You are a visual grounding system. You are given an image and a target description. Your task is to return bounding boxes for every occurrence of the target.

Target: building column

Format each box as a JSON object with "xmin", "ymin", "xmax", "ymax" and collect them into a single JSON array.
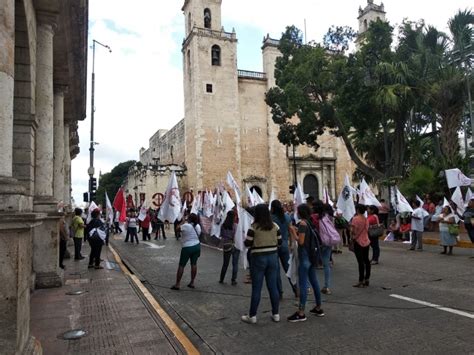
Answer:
[
  {"xmin": 0, "ymin": 0, "xmax": 27, "ymax": 211},
  {"xmin": 53, "ymin": 87, "xmax": 66, "ymax": 203},
  {"xmin": 32, "ymin": 13, "xmax": 63, "ymax": 289},
  {"xmin": 0, "ymin": 2, "xmax": 40, "ymax": 353},
  {"xmin": 63, "ymin": 123, "xmax": 71, "ymax": 209},
  {"xmin": 0, "ymin": 0, "xmax": 14, "ymax": 179},
  {"xmin": 34, "ymin": 16, "xmax": 55, "ymax": 201}
]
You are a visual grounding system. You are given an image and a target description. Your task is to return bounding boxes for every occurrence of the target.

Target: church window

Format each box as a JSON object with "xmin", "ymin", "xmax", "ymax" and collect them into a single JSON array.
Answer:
[
  {"xmin": 211, "ymin": 45, "xmax": 221, "ymax": 66},
  {"xmin": 188, "ymin": 13, "xmax": 192, "ymax": 33},
  {"xmin": 364, "ymin": 19, "xmax": 368, "ymax": 31},
  {"xmin": 187, "ymin": 50, "xmax": 191, "ymax": 80},
  {"xmin": 204, "ymin": 8, "xmax": 211, "ymax": 29},
  {"xmin": 206, "ymin": 84, "xmax": 213, "ymax": 93}
]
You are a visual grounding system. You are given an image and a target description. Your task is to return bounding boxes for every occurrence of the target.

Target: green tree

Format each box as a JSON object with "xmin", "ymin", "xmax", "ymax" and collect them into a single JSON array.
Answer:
[{"xmin": 96, "ymin": 160, "xmax": 135, "ymax": 206}]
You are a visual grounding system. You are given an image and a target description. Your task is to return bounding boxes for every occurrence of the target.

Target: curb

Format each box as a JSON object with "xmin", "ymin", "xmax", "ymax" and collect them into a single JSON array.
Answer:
[{"xmin": 108, "ymin": 245, "xmax": 200, "ymax": 355}]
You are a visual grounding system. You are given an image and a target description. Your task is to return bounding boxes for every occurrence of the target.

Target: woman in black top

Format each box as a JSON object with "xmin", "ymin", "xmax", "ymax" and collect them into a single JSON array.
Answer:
[{"xmin": 85, "ymin": 209, "xmax": 106, "ymax": 269}]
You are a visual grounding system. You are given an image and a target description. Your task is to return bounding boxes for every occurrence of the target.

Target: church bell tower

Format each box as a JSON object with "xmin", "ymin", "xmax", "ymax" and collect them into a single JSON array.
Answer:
[{"xmin": 181, "ymin": 0, "xmax": 240, "ymax": 190}]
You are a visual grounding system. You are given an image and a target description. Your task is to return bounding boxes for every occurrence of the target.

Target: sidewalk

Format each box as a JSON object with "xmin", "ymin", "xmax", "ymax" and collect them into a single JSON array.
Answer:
[
  {"xmin": 30, "ymin": 241, "xmax": 185, "ymax": 355},
  {"xmin": 392, "ymin": 231, "xmax": 473, "ymax": 248}
]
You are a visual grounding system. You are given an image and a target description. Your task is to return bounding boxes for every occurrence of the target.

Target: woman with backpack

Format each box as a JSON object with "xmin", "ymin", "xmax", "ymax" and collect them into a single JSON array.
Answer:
[
  {"xmin": 287, "ymin": 204, "xmax": 325, "ymax": 322},
  {"xmin": 241, "ymin": 204, "xmax": 281, "ymax": 324},
  {"xmin": 219, "ymin": 210, "xmax": 239, "ymax": 285},
  {"xmin": 312, "ymin": 201, "xmax": 337, "ymax": 295},
  {"xmin": 85, "ymin": 208, "xmax": 106, "ymax": 269},
  {"xmin": 350, "ymin": 204, "xmax": 371, "ymax": 287},
  {"xmin": 171, "ymin": 213, "xmax": 201, "ymax": 290}
]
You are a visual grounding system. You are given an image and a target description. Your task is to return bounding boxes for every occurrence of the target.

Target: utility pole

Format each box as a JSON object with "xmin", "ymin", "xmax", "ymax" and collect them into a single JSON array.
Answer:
[{"xmin": 88, "ymin": 40, "xmax": 111, "ymax": 202}]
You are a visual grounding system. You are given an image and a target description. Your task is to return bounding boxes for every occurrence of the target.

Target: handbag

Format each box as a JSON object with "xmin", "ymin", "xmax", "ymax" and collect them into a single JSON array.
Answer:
[
  {"xmin": 368, "ymin": 224, "xmax": 384, "ymax": 238},
  {"xmin": 222, "ymin": 242, "xmax": 234, "ymax": 252},
  {"xmin": 448, "ymin": 223, "xmax": 459, "ymax": 235}
]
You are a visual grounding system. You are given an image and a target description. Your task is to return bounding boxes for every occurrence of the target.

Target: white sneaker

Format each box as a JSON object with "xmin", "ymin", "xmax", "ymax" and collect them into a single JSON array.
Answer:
[
  {"xmin": 271, "ymin": 314, "xmax": 280, "ymax": 322},
  {"xmin": 241, "ymin": 315, "xmax": 257, "ymax": 324}
]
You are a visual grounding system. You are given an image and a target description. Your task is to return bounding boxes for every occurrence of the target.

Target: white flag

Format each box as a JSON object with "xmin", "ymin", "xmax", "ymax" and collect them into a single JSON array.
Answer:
[
  {"xmin": 226, "ymin": 171, "xmax": 241, "ymax": 205},
  {"xmin": 443, "ymin": 197, "xmax": 450, "ymax": 208},
  {"xmin": 105, "ymin": 192, "xmax": 114, "ymax": 226},
  {"xmin": 359, "ymin": 178, "xmax": 381, "ymax": 207},
  {"xmin": 416, "ymin": 195, "xmax": 424, "ymax": 207},
  {"xmin": 245, "ymin": 184, "xmax": 256, "ymax": 207},
  {"xmin": 323, "ymin": 187, "xmax": 334, "ymax": 206},
  {"xmin": 190, "ymin": 191, "xmax": 201, "ymax": 215},
  {"xmin": 451, "ymin": 186, "xmax": 465, "ymax": 215},
  {"xmin": 336, "ymin": 175, "xmax": 356, "ymax": 222},
  {"xmin": 252, "ymin": 189, "xmax": 265, "ymax": 205},
  {"xmin": 268, "ymin": 188, "xmax": 277, "ymax": 211},
  {"xmin": 158, "ymin": 172, "xmax": 181, "ymax": 223},
  {"xmin": 293, "ymin": 182, "xmax": 306, "ymax": 223},
  {"xmin": 203, "ymin": 191, "xmax": 213, "ymax": 218},
  {"xmin": 465, "ymin": 188, "xmax": 473, "ymax": 206},
  {"xmin": 395, "ymin": 187, "xmax": 413, "ymax": 213},
  {"xmin": 138, "ymin": 202, "xmax": 148, "ymax": 221},
  {"xmin": 235, "ymin": 206, "xmax": 254, "ymax": 269},
  {"xmin": 86, "ymin": 201, "xmax": 99, "ymax": 224},
  {"xmin": 445, "ymin": 168, "xmax": 472, "ymax": 189}
]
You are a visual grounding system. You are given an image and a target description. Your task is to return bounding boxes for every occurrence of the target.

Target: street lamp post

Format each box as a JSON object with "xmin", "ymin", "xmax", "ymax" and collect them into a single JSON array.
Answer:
[
  {"xmin": 88, "ymin": 40, "xmax": 111, "ymax": 201},
  {"xmin": 292, "ymin": 144, "xmax": 297, "ymax": 187}
]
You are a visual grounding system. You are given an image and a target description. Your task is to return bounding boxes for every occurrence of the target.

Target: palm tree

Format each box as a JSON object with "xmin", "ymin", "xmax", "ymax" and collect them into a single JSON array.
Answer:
[{"xmin": 448, "ymin": 10, "xmax": 473, "ymax": 159}]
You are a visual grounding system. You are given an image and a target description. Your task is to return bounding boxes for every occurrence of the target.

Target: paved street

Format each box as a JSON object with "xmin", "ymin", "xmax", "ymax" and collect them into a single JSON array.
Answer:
[{"xmin": 111, "ymin": 233, "xmax": 474, "ymax": 354}]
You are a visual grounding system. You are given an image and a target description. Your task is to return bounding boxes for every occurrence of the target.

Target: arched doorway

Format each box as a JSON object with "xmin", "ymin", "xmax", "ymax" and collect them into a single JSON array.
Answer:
[{"xmin": 303, "ymin": 174, "xmax": 319, "ymax": 200}]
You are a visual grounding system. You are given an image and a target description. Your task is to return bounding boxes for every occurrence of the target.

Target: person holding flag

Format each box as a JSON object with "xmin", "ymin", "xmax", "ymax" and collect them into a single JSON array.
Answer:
[{"xmin": 171, "ymin": 213, "xmax": 201, "ymax": 290}]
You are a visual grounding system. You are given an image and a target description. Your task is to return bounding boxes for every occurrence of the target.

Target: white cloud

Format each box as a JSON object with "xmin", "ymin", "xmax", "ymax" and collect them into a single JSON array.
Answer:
[{"xmin": 71, "ymin": 0, "xmax": 472, "ymax": 204}]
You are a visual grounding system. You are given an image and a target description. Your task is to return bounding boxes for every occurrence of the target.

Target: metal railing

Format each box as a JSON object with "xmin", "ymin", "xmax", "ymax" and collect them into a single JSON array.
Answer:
[{"xmin": 237, "ymin": 69, "xmax": 266, "ymax": 80}]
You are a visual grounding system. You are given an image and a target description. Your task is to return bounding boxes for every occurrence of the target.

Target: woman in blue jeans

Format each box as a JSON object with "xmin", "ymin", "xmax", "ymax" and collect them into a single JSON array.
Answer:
[
  {"xmin": 271, "ymin": 200, "xmax": 298, "ymax": 298},
  {"xmin": 219, "ymin": 211, "xmax": 240, "ymax": 285},
  {"xmin": 241, "ymin": 204, "xmax": 282, "ymax": 324},
  {"xmin": 288, "ymin": 204, "xmax": 325, "ymax": 322},
  {"xmin": 312, "ymin": 201, "xmax": 333, "ymax": 295}
]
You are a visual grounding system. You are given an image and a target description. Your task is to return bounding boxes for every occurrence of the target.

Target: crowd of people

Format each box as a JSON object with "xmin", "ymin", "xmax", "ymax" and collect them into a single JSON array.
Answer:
[{"xmin": 67, "ymin": 190, "xmax": 473, "ymax": 325}]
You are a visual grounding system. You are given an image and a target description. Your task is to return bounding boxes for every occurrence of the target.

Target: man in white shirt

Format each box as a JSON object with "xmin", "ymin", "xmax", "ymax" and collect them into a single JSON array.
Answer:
[{"xmin": 410, "ymin": 200, "xmax": 426, "ymax": 251}]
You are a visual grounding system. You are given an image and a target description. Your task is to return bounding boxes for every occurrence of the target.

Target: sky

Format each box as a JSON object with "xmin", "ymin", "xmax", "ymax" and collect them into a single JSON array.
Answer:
[{"xmin": 71, "ymin": 0, "xmax": 473, "ymax": 205}]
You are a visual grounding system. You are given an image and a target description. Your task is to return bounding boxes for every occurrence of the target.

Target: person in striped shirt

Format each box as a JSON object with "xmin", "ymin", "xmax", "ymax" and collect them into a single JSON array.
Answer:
[{"xmin": 241, "ymin": 204, "xmax": 282, "ymax": 324}]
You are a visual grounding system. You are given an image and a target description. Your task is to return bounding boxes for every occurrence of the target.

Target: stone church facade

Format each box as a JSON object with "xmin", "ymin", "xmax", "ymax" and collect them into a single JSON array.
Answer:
[
  {"xmin": 134, "ymin": 0, "xmax": 385, "ymax": 203},
  {"xmin": 0, "ymin": 0, "xmax": 88, "ymax": 353}
]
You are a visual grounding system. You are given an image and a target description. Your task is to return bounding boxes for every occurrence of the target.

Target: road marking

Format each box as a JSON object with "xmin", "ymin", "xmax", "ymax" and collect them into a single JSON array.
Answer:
[
  {"xmin": 109, "ymin": 245, "xmax": 199, "ymax": 354},
  {"xmin": 390, "ymin": 294, "xmax": 474, "ymax": 319},
  {"xmin": 142, "ymin": 241, "xmax": 166, "ymax": 249}
]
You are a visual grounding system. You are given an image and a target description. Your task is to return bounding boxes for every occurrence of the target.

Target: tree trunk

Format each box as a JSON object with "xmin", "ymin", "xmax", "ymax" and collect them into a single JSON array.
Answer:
[
  {"xmin": 391, "ymin": 115, "xmax": 406, "ymax": 178},
  {"xmin": 332, "ymin": 114, "xmax": 385, "ymax": 181},
  {"xmin": 440, "ymin": 112, "xmax": 462, "ymax": 164}
]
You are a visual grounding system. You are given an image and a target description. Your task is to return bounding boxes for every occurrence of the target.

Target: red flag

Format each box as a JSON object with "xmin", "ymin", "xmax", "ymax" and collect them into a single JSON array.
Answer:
[{"xmin": 113, "ymin": 187, "xmax": 127, "ymax": 222}]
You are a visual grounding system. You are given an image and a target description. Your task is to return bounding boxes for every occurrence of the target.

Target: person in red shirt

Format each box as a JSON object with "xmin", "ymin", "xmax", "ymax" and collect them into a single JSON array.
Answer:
[
  {"xmin": 141, "ymin": 210, "xmax": 151, "ymax": 241},
  {"xmin": 350, "ymin": 204, "xmax": 371, "ymax": 288}
]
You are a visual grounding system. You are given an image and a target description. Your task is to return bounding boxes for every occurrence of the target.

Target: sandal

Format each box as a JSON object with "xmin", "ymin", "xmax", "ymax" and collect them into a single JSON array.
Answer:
[
  {"xmin": 187, "ymin": 283, "xmax": 195, "ymax": 289},
  {"xmin": 170, "ymin": 285, "xmax": 180, "ymax": 290}
]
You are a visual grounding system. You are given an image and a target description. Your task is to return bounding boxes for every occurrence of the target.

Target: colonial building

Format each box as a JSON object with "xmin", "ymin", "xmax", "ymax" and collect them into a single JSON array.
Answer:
[
  {"xmin": 133, "ymin": 0, "xmax": 386, "ymax": 203},
  {"xmin": 0, "ymin": 0, "xmax": 88, "ymax": 353}
]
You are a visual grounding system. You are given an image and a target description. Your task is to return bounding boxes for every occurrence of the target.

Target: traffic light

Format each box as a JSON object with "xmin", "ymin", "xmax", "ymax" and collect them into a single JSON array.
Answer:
[
  {"xmin": 89, "ymin": 177, "xmax": 97, "ymax": 202},
  {"xmin": 83, "ymin": 192, "xmax": 89, "ymax": 202},
  {"xmin": 90, "ymin": 177, "xmax": 97, "ymax": 191},
  {"xmin": 289, "ymin": 185, "xmax": 295, "ymax": 194}
]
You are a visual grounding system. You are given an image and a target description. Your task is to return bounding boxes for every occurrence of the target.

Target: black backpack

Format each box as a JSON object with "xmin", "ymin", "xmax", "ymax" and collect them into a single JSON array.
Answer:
[{"xmin": 304, "ymin": 220, "xmax": 322, "ymax": 266}]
